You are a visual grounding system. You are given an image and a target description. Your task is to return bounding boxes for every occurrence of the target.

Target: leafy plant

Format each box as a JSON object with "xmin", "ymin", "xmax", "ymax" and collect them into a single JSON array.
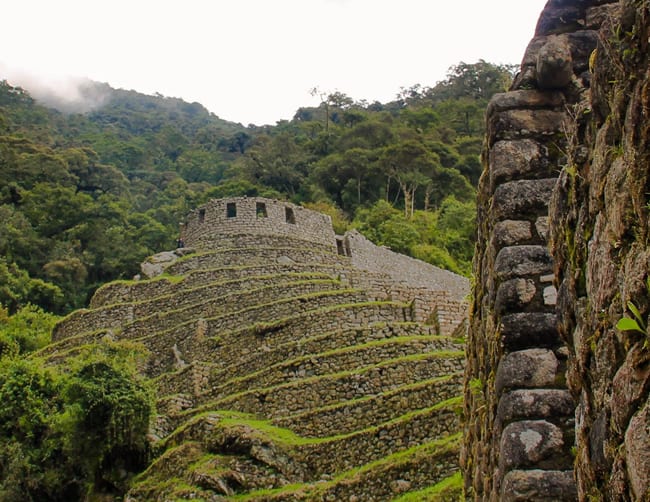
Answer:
[
  {"xmin": 616, "ymin": 301, "xmax": 646, "ymax": 333},
  {"xmin": 0, "ymin": 341, "xmax": 154, "ymax": 499},
  {"xmin": 616, "ymin": 301, "xmax": 648, "ymax": 337}
]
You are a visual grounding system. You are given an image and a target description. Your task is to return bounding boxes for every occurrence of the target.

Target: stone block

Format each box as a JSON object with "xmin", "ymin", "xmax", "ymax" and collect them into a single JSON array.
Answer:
[
  {"xmin": 499, "ymin": 420, "xmax": 566, "ymax": 471},
  {"xmin": 567, "ymin": 30, "xmax": 599, "ymax": 72},
  {"xmin": 589, "ymin": 410, "xmax": 609, "ymax": 476},
  {"xmin": 626, "ymin": 398, "xmax": 650, "ymax": 500},
  {"xmin": 495, "ymin": 349, "xmax": 559, "ymax": 395},
  {"xmin": 141, "ymin": 250, "xmax": 181, "ymax": 278},
  {"xmin": 494, "ymin": 246, "xmax": 553, "ymax": 282},
  {"xmin": 535, "ymin": 4, "xmax": 584, "ymax": 36},
  {"xmin": 611, "ymin": 344, "xmax": 650, "ymax": 433},
  {"xmin": 535, "ymin": 217, "xmax": 550, "ymax": 241},
  {"xmin": 536, "ymin": 35, "xmax": 574, "ymax": 89},
  {"xmin": 492, "ymin": 179, "xmax": 557, "ymax": 221},
  {"xmin": 521, "ymin": 36, "xmax": 547, "ymax": 67},
  {"xmin": 487, "ymin": 90, "xmax": 565, "ymax": 116},
  {"xmin": 512, "ymin": 64, "xmax": 538, "ymax": 91},
  {"xmin": 493, "ymin": 220, "xmax": 533, "ymax": 249},
  {"xmin": 497, "ymin": 389, "xmax": 574, "ymax": 425},
  {"xmin": 489, "ymin": 140, "xmax": 552, "ymax": 188},
  {"xmin": 543, "ymin": 286, "xmax": 557, "ymax": 306},
  {"xmin": 495, "ymin": 279, "xmax": 537, "ymax": 315},
  {"xmin": 501, "ymin": 469, "xmax": 577, "ymax": 501},
  {"xmin": 488, "ymin": 109, "xmax": 567, "ymax": 144},
  {"xmin": 500, "ymin": 312, "xmax": 560, "ymax": 350}
]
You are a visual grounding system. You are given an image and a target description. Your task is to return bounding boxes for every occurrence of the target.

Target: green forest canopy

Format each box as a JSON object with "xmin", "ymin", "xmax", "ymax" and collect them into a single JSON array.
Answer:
[{"xmin": 0, "ymin": 60, "xmax": 515, "ymax": 315}]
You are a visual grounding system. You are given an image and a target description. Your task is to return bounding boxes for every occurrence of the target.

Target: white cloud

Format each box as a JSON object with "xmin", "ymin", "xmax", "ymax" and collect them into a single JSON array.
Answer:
[{"xmin": 1, "ymin": 0, "xmax": 547, "ymax": 125}]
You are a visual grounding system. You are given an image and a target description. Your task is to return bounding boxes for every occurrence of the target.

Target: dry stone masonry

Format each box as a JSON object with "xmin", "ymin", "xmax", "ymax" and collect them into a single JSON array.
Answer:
[
  {"xmin": 49, "ymin": 196, "xmax": 469, "ymax": 500},
  {"xmin": 465, "ymin": 1, "xmax": 649, "ymax": 501}
]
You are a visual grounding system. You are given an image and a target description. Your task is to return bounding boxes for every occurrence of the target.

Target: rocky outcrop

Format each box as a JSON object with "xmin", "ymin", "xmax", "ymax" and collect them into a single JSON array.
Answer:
[{"xmin": 465, "ymin": 0, "xmax": 649, "ymax": 500}]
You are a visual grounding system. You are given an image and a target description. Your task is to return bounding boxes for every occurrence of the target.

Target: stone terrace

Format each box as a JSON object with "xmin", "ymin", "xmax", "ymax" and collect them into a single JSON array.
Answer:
[{"xmin": 49, "ymin": 197, "xmax": 469, "ymax": 501}]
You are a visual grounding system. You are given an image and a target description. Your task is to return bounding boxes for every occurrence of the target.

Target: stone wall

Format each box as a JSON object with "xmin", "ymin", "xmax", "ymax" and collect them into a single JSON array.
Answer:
[
  {"xmin": 550, "ymin": 0, "xmax": 650, "ymax": 499},
  {"xmin": 344, "ymin": 229, "xmax": 469, "ymax": 301},
  {"xmin": 463, "ymin": 0, "xmax": 619, "ymax": 500},
  {"xmin": 182, "ymin": 196, "xmax": 337, "ymax": 251}
]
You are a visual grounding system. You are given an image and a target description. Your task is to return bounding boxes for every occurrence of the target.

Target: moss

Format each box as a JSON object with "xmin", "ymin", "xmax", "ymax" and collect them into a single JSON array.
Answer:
[
  {"xmin": 36, "ymin": 328, "xmax": 111, "ymax": 356},
  {"xmin": 276, "ymin": 372, "xmax": 461, "ymax": 422},
  {"xmin": 170, "ymin": 246, "xmax": 341, "ymax": 266},
  {"xmin": 211, "ymin": 302, "xmax": 412, "ymax": 343},
  {"xmin": 125, "ymin": 299, "xmax": 410, "ymax": 346},
  {"xmin": 173, "ymin": 396, "xmax": 462, "ymax": 452},
  {"xmin": 123, "ymin": 286, "xmax": 366, "ymax": 335}
]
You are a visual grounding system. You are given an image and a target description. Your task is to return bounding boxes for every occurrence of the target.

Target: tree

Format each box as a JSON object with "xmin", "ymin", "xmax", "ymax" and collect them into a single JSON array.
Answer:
[
  {"xmin": 314, "ymin": 147, "xmax": 381, "ymax": 210},
  {"xmin": 438, "ymin": 60, "xmax": 516, "ymax": 100},
  {"xmin": 0, "ymin": 341, "xmax": 154, "ymax": 500},
  {"xmin": 240, "ymin": 133, "xmax": 309, "ymax": 198},
  {"xmin": 62, "ymin": 345, "xmax": 153, "ymax": 494},
  {"xmin": 0, "ymin": 260, "xmax": 64, "ymax": 314},
  {"xmin": 380, "ymin": 140, "xmax": 438, "ymax": 218},
  {"xmin": 0, "ymin": 304, "xmax": 59, "ymax": 357}
]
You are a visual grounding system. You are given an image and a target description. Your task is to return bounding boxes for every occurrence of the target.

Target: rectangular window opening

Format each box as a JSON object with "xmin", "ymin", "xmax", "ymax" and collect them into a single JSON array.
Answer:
[
  {"xmin": 226, "ymin": 202, "xmax": 237, "ymax": 218},
  {"xmin": 198, "ymin": 208, "xmax": 206, "ymax": 223},
  {"xmin": 256, "ymin": 202, "xmax": 268, "ymax": 218},
  {"xmin": 285, "ymin": 206, "xmax": 296, "ymax": 224},
  {"xmin": 336, "ymin": 239, "xmax": 345, "ymax": 255}
]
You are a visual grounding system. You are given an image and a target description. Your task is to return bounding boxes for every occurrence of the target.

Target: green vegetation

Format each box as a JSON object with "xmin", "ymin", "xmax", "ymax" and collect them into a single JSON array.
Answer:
[
  {"xmin": 617, "ymin": 299, "xmax": 650, "ymax": 348},
  {"xmin": 393, "ymin": 471, "xmax": 463, "ymax": 501},
  {"xmin": 0, "ymin": 303, "xmax": 59, "ymax": 358},
  {"xmin": 1, "ymin": 60, "xmax": 513, "ymax": 315},
  {"xmin": 235, "ymin": 433, "xmax": 462, "ymax": 501},
  {"xmin": 0, "ymin": 328, "xmax": 154, "ymax": 500}
]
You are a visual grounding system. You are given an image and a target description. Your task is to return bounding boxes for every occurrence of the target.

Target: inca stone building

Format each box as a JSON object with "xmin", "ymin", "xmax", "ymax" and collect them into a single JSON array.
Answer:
[{"xmin": 48, "ymin": 196, "xmax": 469, "ymax": 500}]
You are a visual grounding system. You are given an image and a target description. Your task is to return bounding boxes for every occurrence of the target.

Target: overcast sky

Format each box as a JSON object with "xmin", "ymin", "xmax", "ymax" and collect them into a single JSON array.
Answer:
[{"xmin": 1, "ymin": 0, "xmax": 548, "ymax": 126}]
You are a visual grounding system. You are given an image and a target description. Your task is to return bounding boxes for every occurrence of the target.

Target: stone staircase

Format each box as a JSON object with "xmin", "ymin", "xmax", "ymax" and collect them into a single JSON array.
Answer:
[{"xmin": 48, "ymin": 201, "xmax": 468, "ymax": 501}]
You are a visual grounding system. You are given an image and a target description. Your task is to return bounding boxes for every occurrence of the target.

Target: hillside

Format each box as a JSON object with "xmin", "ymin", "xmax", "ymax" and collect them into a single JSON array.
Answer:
[
  {"xmin": 0, "ymin": 61, "xmax": 512, "ymax": 315},
  {"xmin": 1, "ymin": 53, "xmax": 511, "ymax": 500},
  {"xmin": 44, "ymin": 197, "xmax": 469, "ymax": 500}
]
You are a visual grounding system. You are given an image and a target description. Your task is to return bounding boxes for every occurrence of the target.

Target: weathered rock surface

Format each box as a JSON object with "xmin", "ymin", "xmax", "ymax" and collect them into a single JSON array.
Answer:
[
  {"xmin": 462, "ymin": 1, "xmax": 650, "ymax": 501},
  {"xmin": 462, "ymin": 0, "xmax": 650, "ymax": 501}
]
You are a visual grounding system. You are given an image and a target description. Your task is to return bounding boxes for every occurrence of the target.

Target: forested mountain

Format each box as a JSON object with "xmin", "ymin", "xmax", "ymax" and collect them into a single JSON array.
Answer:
[
  {"xmin": 0, "ymin": 60, "xmax": 514, "ymax": 316},
  {"xmin": 0, "ymin": 60, "xmax": 514, "ymax": 499}
]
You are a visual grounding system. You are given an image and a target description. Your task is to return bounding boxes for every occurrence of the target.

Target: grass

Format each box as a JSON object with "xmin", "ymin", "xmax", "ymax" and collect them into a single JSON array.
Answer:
[
  {"xmin": 392, "ymin": 471, "xmax": 463, "ymax": 501},
  {"xmin": 163, "ymin": 395, "xmax": 462, "ymax": 453},
  {"xmin": 189, "ymin": 349, "xmax": 464, "ymax": 412},
  {"xmin": 233, "ymin": 433, "xmax": 462, "ymax": 500},
  {"xmin": 275, "ymin": 372, "xmax": 462, "ymax": 423},
  {"xmin": 167, "ymin": 245, "xmax": 342, "ymax": 270},
  {"xmin": 130, "ymin": 297, "xmax": 404, "ymax": 353},
  {"xmin": 214, "ymin": 302, "xmax": 412, "ymax": 342},
  {"xmin": 138, "ymin": 417, "xmax": 464, "ymax": 500},
  {"xmin": 208, "ymin": 335, "xmax": 461, "ymax": 394},
  {"xmin": 122, "ymin": 286, "xmax": 365, "ymax": 335},
  {"xmin": 102, "ymin": 278, "xmax": 347, "ymax": 329}
]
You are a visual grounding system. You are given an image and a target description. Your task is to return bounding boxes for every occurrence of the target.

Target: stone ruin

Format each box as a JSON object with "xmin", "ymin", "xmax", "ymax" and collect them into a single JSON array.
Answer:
[{"xmin": 48, "ymin": 196, "xmax": 470, "ymax": 500}]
